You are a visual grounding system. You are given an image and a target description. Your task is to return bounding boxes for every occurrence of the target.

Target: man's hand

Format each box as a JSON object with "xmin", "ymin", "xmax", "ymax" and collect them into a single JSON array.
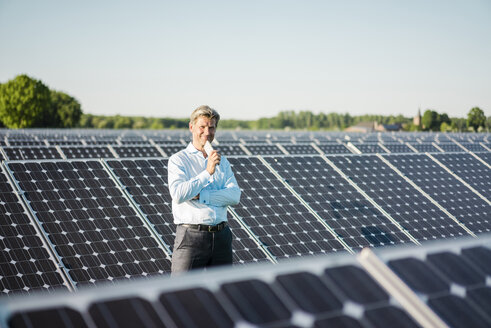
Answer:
[{"xmin": 206, "ymin": 150, "xmax": 220, "ymax": 175}]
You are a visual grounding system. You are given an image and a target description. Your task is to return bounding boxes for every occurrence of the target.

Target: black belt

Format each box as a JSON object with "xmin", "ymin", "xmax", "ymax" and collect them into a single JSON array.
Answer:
[{"xmin": 179, "ymin": 222, "xmax": 227, "ymax": 232}]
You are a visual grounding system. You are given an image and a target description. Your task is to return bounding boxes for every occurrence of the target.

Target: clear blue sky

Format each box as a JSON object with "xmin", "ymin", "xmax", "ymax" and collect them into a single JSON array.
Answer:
[{"xmin": 1, "ymin": 0, "xmax": 490, "ymax": 120}]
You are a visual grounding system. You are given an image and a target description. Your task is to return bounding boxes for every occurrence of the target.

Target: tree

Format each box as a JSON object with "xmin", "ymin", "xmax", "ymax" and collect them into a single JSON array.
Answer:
[
  {"xmin": 421, "ymin": 110, "xmax": 439, "ymax": 131},
  {"xmin": 0, "ymin": 74, "xmax": 52, "ymax": 128},
  {"xmin": 467, "ymin": 107, "xmax": 486, "ymax": 132},
  {"xmin": 51, "ymin": 90, "xmax": 82, "ymax": 127}
]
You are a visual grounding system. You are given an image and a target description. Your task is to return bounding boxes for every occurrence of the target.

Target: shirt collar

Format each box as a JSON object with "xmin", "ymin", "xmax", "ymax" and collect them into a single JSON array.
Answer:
[{"xmin": 186, "ymin": 142, "xmax": 202, "ymax": 154}]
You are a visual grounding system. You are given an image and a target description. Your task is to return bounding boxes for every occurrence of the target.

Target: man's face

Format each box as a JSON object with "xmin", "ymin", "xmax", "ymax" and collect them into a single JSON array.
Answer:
[{"xmin": 190, "ymin": 116, "xmax": 216, "ymax": 149}]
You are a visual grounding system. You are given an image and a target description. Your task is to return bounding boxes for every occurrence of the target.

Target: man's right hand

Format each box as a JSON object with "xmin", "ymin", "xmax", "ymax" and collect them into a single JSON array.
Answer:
[{"xmin": 206, "ymin": 150, "xmax": 221, "ymax": 175}]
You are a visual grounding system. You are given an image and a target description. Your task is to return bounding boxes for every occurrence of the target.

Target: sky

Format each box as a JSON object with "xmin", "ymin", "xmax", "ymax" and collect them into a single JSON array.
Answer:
[{"xmin": 1, "ymin": 0, "xmax": 490, "ymax": 120}]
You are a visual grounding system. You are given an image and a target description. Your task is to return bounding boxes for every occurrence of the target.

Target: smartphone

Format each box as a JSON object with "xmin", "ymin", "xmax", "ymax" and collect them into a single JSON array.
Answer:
[{"xmin": 204, "ymin": 140, "xmax": 214, "ymax": 157}]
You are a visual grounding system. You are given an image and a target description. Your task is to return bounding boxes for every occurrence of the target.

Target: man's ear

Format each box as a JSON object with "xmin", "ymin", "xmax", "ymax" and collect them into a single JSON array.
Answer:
[{"xmin": 189, "ymin": 122, "xmax": 193, "ymax": 132}]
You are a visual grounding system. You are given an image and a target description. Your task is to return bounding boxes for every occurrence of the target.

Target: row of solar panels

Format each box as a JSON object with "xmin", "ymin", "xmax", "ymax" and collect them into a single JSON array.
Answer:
[
  {"xmin": 1, "ymin": 129, "xmax": 489, "ymax": 144},
  {"xmin": 1, "ymin": 234, "xmax": 490, "ymax": 328},
  {"xmin": 0, "ymin": 141, "xmax": 489, "ymax": 161},
  {"xmin": 0, "ymin": 151, "xmax": 490, "ymax": 296}
]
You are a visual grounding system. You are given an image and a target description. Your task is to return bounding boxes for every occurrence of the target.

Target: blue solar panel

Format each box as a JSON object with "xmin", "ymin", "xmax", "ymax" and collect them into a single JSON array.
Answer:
[
  {"xmin": 264, "ymin": 156, "xmax": 413, "ymax": 249},
  {"xmin": 6, "ymin": 160, "xmax": 172, "ymax": 286},
  {"xmin": 383, "ymin": 154, "xmax": 491, "ymax": 235},
  {"xmin": 432, "ymin": 153, "xmax": 491, "ymax": 200},
  {"xmin": 329, "ymin": 154, "xmax": 470, "ymax": 242},
  {"xmin": 228, "ymin": 157, "xmax": 346, "ymax": 259}
]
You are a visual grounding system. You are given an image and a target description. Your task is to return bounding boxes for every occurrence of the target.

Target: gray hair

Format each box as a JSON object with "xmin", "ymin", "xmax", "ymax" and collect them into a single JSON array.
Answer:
[{"xmin": 190, "ymin": 105, "xmax": 220, "ymax": 126}]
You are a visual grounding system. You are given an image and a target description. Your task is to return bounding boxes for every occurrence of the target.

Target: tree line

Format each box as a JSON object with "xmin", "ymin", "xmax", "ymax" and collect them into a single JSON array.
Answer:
[{"xmin": 0, "ymin": 74, "xmax": 488, "ymax": 131}]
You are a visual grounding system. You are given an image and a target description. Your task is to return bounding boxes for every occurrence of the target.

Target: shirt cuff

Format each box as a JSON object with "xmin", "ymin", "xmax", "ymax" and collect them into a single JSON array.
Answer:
[
  {"xmin": 197, "ymin": 169, "xmax": 211, "ymax": 185},
  {"xmin": 199, "ymin": 189, "xmax": 210, "ymax": 205}
]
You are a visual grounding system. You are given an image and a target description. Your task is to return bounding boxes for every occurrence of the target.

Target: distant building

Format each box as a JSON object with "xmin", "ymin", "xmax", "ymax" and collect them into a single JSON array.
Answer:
[
  {"xmin": 413, "ymin": 108, "xmax": 421, "ymax": 127},
  {"xmin": 344, "ymin": 121, "xmax": 376, "ymax": 133}
]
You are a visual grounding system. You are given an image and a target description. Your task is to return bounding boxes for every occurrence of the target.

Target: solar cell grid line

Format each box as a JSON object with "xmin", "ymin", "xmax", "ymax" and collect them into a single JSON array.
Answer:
[
  {"xmin": 430, "ymin": 153, "xmax": 491, "ymax": 201},
  {"xmin": 59, "ymin": 146, "xmax": 116, "ymax": 159},
  {"xmin": 382, "ymin": 153, "xmax": 491, "ymax": 235},
  {"xmin": 105, "ymin": 158, "xmax": 272, "ymax": 265},
  {"xmin": 111, "ymin": 145, "xmax": 163, "ymax": 158},
  {"xmin": 242, "ymin": 143, "xmax": 284, "ymax": 155},
  {"xmin": 5, "ymin": 159, "xmax": 172, "ymax": 286},
  {"xmin": 264, "ymin": 155, "xmax": 413, "ymax": 249},
  {"xmin": 328, "ymin": 154, "xmax": 470, "ymax": 242},
  {"xmin": 3, "ymin": 147, "xmax": 63, "ymax": 160},
  {"xmin": 372, "ymin": 235, "xmax": 491, "ymax": 328},
  {"xmin": 409, "ymin": 143, "xmax": 441, "ymax": 153},
  {"xmin": 382, "ymin": 143, "xmax": 415, "ymax": 153},
  {"xmin": 0, "ymin": 243, "xmax": 427, "ymax": 328},
  {"xmin": 279, "ymin": 143, "xmax": 320, "ymax": 155},
  {"xmin": 0, "ymin": 166, "xmax": 71, "ymax": 295},
  {"xmin": 228, "ymin": 156, "xmax": 347, "ymax": 259}
]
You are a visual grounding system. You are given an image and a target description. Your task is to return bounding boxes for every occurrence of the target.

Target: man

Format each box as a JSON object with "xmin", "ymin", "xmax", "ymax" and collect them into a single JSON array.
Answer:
[{"xmin": 168, "ymin": 105, "xmax": 241, "ymax": 274}]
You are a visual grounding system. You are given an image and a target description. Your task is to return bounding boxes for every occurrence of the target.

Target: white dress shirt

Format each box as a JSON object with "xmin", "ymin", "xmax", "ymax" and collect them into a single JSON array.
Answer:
[{"xmin": 168, "ymin": 143, "xmax": 241, "ymax": 225}]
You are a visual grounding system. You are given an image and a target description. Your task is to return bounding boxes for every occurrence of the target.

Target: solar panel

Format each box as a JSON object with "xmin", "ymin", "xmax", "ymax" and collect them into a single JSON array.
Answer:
[
  {"xmin": 158, "ymin": 144, "xmax": 186, "ymax": 157},
  {"xmin": 409, "ymin": 143, "xmax": 441, "ymax": 153},
  {"xmin": 353, "ymin": 143, "xmax": 388, "ymax": 154},
  {"xmin": 105, "ymin": 158, "xmax": 272, "ymax": 265},
  {"xmin": 383, "ymin": 154, "xmax": 491, "ymax": 235},
  {"xmin": 111, "ymin": 145, "xmax": 163, "ymax": 158},
  {"xmin": 374, "ymin": 236, "xmax": 491, "ymax": 328},
  {"xmin": 316, "ymin": 143, "xmax": 352, "ymax": 154},
  {"xmin": 242, "ymin": 144, "xmax": 284, "ymax": 155},
  {"xmin": 60, "ymin": 146, "xmax": 115, "ymax": 159},
  {"xmin": 437, "ymin": 143, "xmax": 463, "ymax": 152},
  {"xmin": 7, "ymin": 141, "xmax": 46, "ymax": 146},
  {"xmin": 228, "ymin": 157, "xmax": 346, "ymax": 259},
  {"xmin": 475, "ymin": 151, "xmax": 491, "ymax": 165},
  {"xmin": 264, "ymin": 155, "xmax": 413, "ymax": 249},
  {"xmin": 84, "ymin": 140, "xmax": 117, "ymax": 145},
  {"xmin": 383, "ymin": 143, "xmax": 415, "ymax": 153},
  {"xmin": 432, "ymin": 153, "xmax": 491, "ymax": 200},
  {"xmin": 280, "ymin": 143, "xmax": 320, "ymax": 155},
  {"xmin": 6, "ymin": 160, "xmax": 171, "ymax": 286},
  {"xmin": 214, "ymin": 144, "xmax": 247, "ymax": 156},
  {"xmin": 329, "ymin": 154, "xmax": 470, "ymax": 242},
  {"xmin": 3, "ymin": 147, "xmax": 63, "ymax": 160},
  {"xmin": 460, "ymin": 142, "xmax": 489, "ymax": 152},
  {"xmin": 0, "ymin": 167, "xmax": 69, "ymax": 295},
  {"xmin": 46, "ymin": 140, "xmax": 84, "ymax": 146},
  {"xmin": 0, "ymin": 239, "xmax": 431, "ymax": 328}
]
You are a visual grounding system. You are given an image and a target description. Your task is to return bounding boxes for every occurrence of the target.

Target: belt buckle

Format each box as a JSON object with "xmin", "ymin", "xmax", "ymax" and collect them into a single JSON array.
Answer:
[{"xmin": 208, "ymin": 225, "xmax": 213, "ymax": 232}]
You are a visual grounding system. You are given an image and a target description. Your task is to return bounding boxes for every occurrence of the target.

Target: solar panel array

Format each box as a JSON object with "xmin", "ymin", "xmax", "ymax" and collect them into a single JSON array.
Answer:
[
  {"xmin": 0, "ymin": 130, "xmax": 489, "ymax": 326},
  {"xmin": 383, "ymin": 154, "xmax": 491, "ymax": 234},
  {"xmin": 5, "ymin": 160, "xmax": 171, "ymax": 288},
  {"xmin": 1, "ymin": 235, "xmax": 489, "ymax": 328}
]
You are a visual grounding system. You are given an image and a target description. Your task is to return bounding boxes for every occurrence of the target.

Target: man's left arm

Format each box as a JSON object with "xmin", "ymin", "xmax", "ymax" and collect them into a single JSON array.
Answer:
[{"xmin": 198, "ymin": 159, "xmax": 240, "ymax": 206}]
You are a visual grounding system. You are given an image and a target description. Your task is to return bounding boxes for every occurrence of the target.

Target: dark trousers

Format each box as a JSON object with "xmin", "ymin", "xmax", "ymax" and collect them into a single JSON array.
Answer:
[{"xmin": 171, "ymin": 225, "xmax": 233, "ymax": 275}]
